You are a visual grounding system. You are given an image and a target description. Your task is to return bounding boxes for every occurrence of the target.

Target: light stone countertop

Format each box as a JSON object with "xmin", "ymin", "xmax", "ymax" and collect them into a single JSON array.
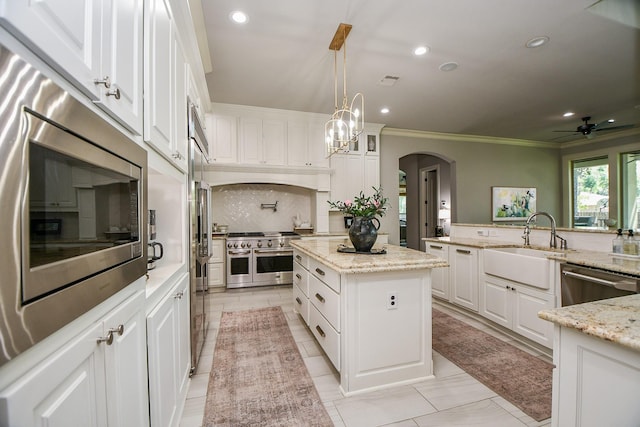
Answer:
[
  {"xmin": 539, "ymin": 294, "xmax": 640, "ymax": 352},
  {"xmin": 425, "ymin": 236, "xmax": 640, "ymax": 276},
  {"xmin": 290, "ymin": 239, "xmax": 448, "ymax": 274}
]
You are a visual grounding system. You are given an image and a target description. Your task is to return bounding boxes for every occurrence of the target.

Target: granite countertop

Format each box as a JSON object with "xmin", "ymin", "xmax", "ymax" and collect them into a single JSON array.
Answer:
[
  {"xmin": 539, "ymin": 294, "xmax": 640, "ymax": 352},
  {"xmin": 290, "ymin": 239, "xmax": 448, "ymax": 274},
  {"xmin": 425, "ymin": 236, "xmax": 640, "ymax": 276}
]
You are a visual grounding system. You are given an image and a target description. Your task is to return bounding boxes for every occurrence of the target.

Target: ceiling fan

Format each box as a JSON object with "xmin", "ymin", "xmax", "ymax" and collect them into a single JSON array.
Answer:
[{"xmin": 553, "ymin": 116, "xmax": 634, "ymax": 138}]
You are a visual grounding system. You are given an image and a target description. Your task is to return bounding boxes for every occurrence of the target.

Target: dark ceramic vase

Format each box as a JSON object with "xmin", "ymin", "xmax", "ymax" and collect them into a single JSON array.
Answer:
[{"xmin": 349, "ymin": 216, "xmax": 380, "ymax": 252}]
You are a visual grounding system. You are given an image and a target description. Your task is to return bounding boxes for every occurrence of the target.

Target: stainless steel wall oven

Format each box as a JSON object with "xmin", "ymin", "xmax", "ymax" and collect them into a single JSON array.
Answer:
[{"xmin": 0, "ymin": 42, "xmax": 147, "ymax": 366}]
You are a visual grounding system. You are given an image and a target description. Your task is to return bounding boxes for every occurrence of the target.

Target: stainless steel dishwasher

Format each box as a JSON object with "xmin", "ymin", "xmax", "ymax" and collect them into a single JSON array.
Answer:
[{"xmin": 560, "ymin": 263, "xmax": 640, "ymax": 306}]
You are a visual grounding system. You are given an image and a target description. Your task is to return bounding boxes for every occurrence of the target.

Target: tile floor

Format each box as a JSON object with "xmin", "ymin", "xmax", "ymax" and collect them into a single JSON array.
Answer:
[{"xmin": 179, "ymin": 286, "xmax": 552, "ymax": 427}]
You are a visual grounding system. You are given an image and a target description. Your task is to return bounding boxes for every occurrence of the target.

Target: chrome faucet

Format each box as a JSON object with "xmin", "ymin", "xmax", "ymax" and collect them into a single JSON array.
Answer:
[{"xmin": 525, "ymin": 211, "xmax": 567, "ymax": 249}]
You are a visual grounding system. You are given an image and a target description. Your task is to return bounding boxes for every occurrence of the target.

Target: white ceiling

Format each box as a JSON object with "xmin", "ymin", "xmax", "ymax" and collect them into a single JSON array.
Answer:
[{"xmin": 198, "ymin": 0, "xmax": 640, "ymax": 143}]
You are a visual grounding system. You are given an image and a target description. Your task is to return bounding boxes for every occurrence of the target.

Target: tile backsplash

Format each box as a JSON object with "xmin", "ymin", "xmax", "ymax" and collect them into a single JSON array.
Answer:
[{"xmin": 211, "ymin": 183, "xmax": 313, "ymax": 232}]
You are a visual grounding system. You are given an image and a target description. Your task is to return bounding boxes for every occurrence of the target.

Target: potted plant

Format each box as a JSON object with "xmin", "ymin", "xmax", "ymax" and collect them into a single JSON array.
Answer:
[{"xmin": 328, "ymin": 187, "xmax": 389, "ymax": 252}]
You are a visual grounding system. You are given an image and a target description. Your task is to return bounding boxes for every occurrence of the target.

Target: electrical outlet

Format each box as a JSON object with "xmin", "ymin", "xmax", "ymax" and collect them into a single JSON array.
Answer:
[{"xmin": 387, "ymin": 292, "xmax": 398, "ymax": 309}]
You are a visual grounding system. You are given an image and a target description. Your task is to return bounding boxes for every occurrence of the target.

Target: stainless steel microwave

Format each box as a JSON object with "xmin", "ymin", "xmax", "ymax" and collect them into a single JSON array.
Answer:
[{"xmin": 0, "ymin": 42, "xmax": 147, "ymax": 366}]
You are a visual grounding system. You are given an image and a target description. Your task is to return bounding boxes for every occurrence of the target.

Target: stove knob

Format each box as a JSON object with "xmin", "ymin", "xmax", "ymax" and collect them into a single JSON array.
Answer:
[
  {"xmin": 227, "ymin": 242, "xmax": 232, "ymax": 248},
  {"xmin": 241, "ymin": 242, "xmax": 246, "ymax": 248},
  {"xmin": 233, "ymin": 242, "xmax": 238, "ymax": 248},
  {"xmin": 247, "ymin": 242, "xmax": 252, "ymax": 248},
  {"xmin": 267, "ymin": 241, "xmax": 273, "ymax": 247},
  {"xmin": 257, "ymin": 241, "xmax": 262, "ymax": 248},
  {"xmin": 280, "ymin": 241, "xmax": 285, "ymax": 247}
]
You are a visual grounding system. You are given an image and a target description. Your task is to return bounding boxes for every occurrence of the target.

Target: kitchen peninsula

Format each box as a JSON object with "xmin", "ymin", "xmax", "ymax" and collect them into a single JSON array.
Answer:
[{"xmin": 290, "ymin": 239, "xmax": 448, "ymax": 395}]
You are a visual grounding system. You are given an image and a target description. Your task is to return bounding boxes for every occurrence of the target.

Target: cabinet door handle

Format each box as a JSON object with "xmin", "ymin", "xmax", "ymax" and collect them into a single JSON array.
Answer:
[
  {"xmin": 456, "ymin": 249, "xmax": 471, "ymax": 254},
  {"xmin": 94, "ymin": 75, "xmax": 111, "ymax": 88},
  {"xmin": 295, "ymin": 255, "xmax": 302, "ymax": 261},
  {"xmin": 112, "ymin": 324, "xmax": 124, "ymax": 336},
  {"xmin": 296, "ymin": 273, "xmax": 302, "ymax": 280},
  {"xmin": 295, "ymin": 297, "xmax": 302, "ymax": 305},
  {"xmin": 315, "ymin": 325, "xmax": 326, "ymax": 338},
  {"xmin": 106, "ymin": 87, "xmax": 121, "ymax": 99},
  {"xmin": 430, "ymin": 245, "xmax": 443, "ymax": 249},
  {"xmin": 97, "ymin": 330, "xmax": 114, "ymax": 345},
  {"xmin": 174, "ymin": 291, "xmax": 184, "ymax": 299},
  {"xmin": 315, "ymin": 268, "xmax": 325, "ymax": 276},
  {"xmin": 315, "ymin": 293, "xmax": 325, "ymax": 303}
]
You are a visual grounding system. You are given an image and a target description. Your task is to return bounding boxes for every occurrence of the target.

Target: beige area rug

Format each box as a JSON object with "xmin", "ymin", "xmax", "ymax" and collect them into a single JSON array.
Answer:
[
  {"xmin": 203, "ymin": 306, "xmax": 333, "ymax": 427},
  {"xmin": 432, "ymin": 308, "xmax": 553, "ymax": 422}
]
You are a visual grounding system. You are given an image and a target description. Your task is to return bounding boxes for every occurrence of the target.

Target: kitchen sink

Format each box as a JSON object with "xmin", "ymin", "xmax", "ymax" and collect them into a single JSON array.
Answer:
[{"xmin": 484, "ymin": 247, "xmax": 554, "ymax": 289}]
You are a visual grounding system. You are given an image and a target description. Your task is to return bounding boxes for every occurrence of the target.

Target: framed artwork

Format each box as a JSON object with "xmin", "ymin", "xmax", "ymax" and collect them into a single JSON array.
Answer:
[{"xmin": 491, "ymin": 187, "xmax": 536, "ymax": 221}]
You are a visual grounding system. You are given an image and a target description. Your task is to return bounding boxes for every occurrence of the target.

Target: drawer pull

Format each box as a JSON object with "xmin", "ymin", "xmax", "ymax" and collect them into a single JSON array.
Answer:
[
  {"xmin": 295, "ymin": 255, "xmax": 302, "ymax": 261},
  {"xmin": 296, "ymin": 273, "xmax": 302, "ymax": 280},
  {"xmin": 295, "ymin": 297, "xmax": 302, "ymax": 305},
  {"xmin": 430, "ymin": 245, "xmax": 443, "ymax": 249},
  {"xmin": 456, "ymin": 249, "xmax": 471, "ymax": 254},
  {"xmin": 315, "ymin": 325, "xmax": 326, "ymax": 338},
  {"xmin": 315, "ymin": 268, "xmax": 326, "ymax": 276},
  {"xmin": 315, "ymin": 293, "xmax": 325, "ymax": 303}
]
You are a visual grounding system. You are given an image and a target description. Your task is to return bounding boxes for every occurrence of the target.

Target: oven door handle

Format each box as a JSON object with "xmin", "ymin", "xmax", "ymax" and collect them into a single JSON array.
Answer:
[
  {"xmin": 228, "ymin": 250, "xmax": 251, "ymax": 255},
  {"xmin": 254, "ymin": 250, "xmax": 293, "ymax": 256},
  {"xmin": 562, "ymin": 270, "xmax": 636, "ymax": 291}
]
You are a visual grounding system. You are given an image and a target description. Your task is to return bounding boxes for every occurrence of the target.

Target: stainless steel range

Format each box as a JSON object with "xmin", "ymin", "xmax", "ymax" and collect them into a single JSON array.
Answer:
[{"xmin": 226, "ymin": 232, "xmax": 301, "ymax": 288}]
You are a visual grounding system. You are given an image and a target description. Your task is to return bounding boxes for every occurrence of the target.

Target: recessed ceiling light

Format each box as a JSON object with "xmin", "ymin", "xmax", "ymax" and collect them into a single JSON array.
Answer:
[
  {"xmin": 607, "ymin": 119, "xmax": 615, "ymax": 123},
  {"xmin": 230, "ymin": 11, "xmax": 248, "ymax": 24},
  {"xmin": 526, "ymin": 36, "xmax": 549, "ymax": 48},
  {"xmin": 563, "ymin": 112, "xmax": 575, "ymax": 117},
  {"xmin": 414, "ymin": 46, "xmax": 429, "ymax": 56},
  {"xmin": 439, "ymin": 62, "xmax": 458, "ymax": 72},
  {"xmin": 380, "ymin": 107, "xmax": 390, "ymax": 114}
]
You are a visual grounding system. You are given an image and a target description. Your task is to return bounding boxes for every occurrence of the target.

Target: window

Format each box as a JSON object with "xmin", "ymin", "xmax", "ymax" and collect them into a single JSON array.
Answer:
[
  {"xmin": 572, "ymin": 157, "xmax": 609, "ymax": 228},
  {"xmin": 621, "ymin": 151, "xmax": 640, "ymax": 231}
]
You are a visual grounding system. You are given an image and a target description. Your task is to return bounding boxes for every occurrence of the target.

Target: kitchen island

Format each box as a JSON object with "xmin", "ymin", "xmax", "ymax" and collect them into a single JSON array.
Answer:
[
  {"xmin": 290, "ymin": 239, "xmax": 448, "ymax": 395},
  {"xmin": 539, "ymin": 295, "xmax": 640, "ymax": 427}
]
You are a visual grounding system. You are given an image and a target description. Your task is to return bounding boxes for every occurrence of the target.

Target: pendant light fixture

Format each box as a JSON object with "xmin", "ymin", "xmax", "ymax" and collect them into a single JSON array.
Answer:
[{"xmin": 325, "ymin": 23, "xmax": 364, "ymax": 157}]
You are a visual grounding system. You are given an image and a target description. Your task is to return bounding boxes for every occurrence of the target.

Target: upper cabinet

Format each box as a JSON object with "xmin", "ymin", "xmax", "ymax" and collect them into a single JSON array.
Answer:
[
  {"xmin": 0, "ymin": 0, "xmax": 144, "ymax": 134},
  {"xmin": 207, "ymin": 114, "xmax": 238, "ymax": 164},
  {"xmin": 144, "ymin": 0, "xmax": 189, "ymax": 172},
  {"xmin": 239, "ymin": 117, "xmax": 287, "ymax": 165}
]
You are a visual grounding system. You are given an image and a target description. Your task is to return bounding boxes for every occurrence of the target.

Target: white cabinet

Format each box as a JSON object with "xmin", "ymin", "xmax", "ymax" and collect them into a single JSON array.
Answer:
[
  {"xmin": 208, "ymin": 239, "xmax": 225, "ymax": 289},
  {"xmin": 207, "ymin": 114, "xmax": 238, "ymax": 163},
  {"xmin": 239, "ymin": 117, "xmax": 287, "ymax": 165},
  {"xmin": 171, "ymin": 35, "xmax": 188, "ymax": 171},
  {"xmin": 289, "ymin": 120, "xmax": 331, "ymax": 168},
  {"xmin": 425, "ymin": 243, "xmax": 450, "ymax": 300},
  {"xmin": 147, "ymin": 274, "xmax": 190, "ymax": 427},
  {"xmin": 425, "ymin": 242, "xmax": 478, "ymax": 311},
  {"xmin": 144, "ymin": 0, "xmax": 173, "ymax": 155},
  {"xmin": 480, "ymin": 274, "xmax": 554, "ymax": 347},
  {"xmin": 449, "ymin": 246, "xmax": 479, "ymax": 311},
  {"xmin": 0, "ymin": 0, "xmax": 143, "ymax": 134},
  {"xmin": 552, "ymin": 326, "xmax": 640, "ymax": 427},
  {"xmin": 293, "ymin": 251, "xmax": 311, "ymax": 325},
  {"xmin": 0, "ymin": 290, "xmax": 149, "ymax": 427}
]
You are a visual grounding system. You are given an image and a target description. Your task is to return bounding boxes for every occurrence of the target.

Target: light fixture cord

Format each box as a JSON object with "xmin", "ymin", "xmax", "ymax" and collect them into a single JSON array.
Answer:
[{"xmin": 333, "ymin": 49, "xmax": 338, "ymax": 112}]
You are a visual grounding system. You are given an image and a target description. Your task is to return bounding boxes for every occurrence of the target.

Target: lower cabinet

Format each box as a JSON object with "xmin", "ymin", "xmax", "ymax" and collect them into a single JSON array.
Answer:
[
  {"xmin": 147, "ymin": 273, "xmax": 191, "ymax": 427},
  {"xmin": 426, "ymin": 243, "xmax": 479, "ymax": 312},
  {"xmin": 425, "ymin": 242, "xmax": 450, "ymax": 300},
  {"xmin": 208, "ymin": 239, "xmax": 225, "ymax": 289},
  {"xmin": 0, "ymin": 290, "xmax": 149, "ymax": 427},
  {"xmin": 480, "ymin": 274, "xmax": 554, "ymax": 348}
]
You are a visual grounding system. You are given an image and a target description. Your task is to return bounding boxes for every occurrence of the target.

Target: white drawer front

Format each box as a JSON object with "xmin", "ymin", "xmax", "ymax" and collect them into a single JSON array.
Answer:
[
  {"xmin": 293, "ymin": 250, "xmax": 309, "ymax": 270},
  {"xmin": 309, "ymin": 258, "xmax": 340, "ymax": 293},
  {"xmin": 309, "ymin": 274, "xmax": 340, "ymax": 332},
  {"xmin": 309, "ymin": 305, "xmax": 340, "ymax": 371},
  {"xmin": 293, "ymin": 283, "xmax": 309, "ymax": 326},
  {"xmin": 293, "ymin": 262, "xmax": 309, "ymax": 297}
]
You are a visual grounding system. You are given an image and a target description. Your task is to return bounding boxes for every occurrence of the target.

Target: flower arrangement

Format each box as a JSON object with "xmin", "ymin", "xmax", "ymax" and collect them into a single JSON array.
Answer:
[{"xmin": 328, "ymin": 187, "xmax": 389, "ymax": 218}]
